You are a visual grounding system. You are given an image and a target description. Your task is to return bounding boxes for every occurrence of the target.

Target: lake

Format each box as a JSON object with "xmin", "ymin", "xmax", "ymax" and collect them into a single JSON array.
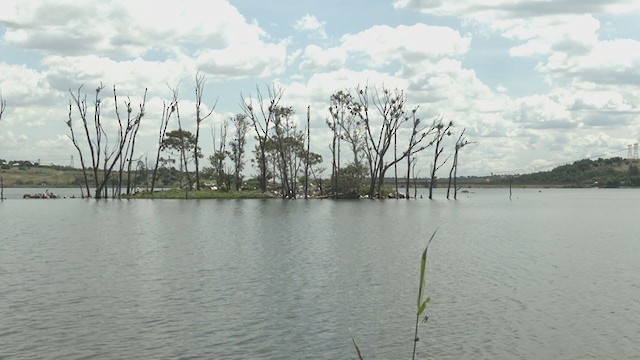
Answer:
[{"xmin": 1, "ymin": 188, "xmax": 639, "ymax": 359}]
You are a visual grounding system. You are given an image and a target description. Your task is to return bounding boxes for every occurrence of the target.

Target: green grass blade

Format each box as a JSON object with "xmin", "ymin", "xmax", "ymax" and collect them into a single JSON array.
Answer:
[
  {"xmin": 417, "ymin": 229, "xmax": 437, "ymax": 313},
  {"xmin": 418, "ymin": 297, "xmax": 431, "ymax": 316}
]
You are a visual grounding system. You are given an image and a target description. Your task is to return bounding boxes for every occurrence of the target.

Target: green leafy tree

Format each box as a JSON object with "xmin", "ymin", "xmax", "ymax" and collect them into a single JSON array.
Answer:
[{"xmin": 161, "ymin": 129, "xmax": 201, "ymax": 187}]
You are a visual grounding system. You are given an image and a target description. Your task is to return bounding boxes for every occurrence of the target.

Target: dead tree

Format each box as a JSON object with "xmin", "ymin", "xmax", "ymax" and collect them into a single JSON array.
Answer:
[
  {"xmin": 411, "ymin": 157, "xmax": 420, "ymax": 199},
  {"xmin": 350, "ymin": 86, "xmax": 409, "ymax": 198},
  {"xmin": 151, "ymin": 92, "xmax": 178, "ymax": 193},
  {"xmin": 194, "ymin": 71, "xmax": 217, "ymax": 190},
  {"xmin": 328, "ymin": 91, "xmax": 348, "ymax": 197},
  {"xmin": 428, "ymin": 117, "xmax": 453, "ymax": 199},
  {"xmin": 67, "ymin": 84, "xmax": 146, "ymax": 199},
  {"xmin": 66, "ymin": 104, "xmax": 91, "ymax": 196},
  {"xmin": 174, "ymin": 98, "xmax": 192, "ymax": 189},
  {"xmin": 447, "ymin": 128, "xmax": 474, "ymax": 199},
  {"xmin": 116, "ymin": 90, "xmax": 147, "ymax": 197},
  {"xmin": 0, "ymin": 90, "xmax": 5, "ymax": 208},
  {"xmin": 124, "ymin": 95, "xmax": 146, "ymax": 195},
  {"xmin": 304, "ymin": 105, "xmax": 311, "ymax": 199},
  {"xmin": 240, "ymin": 84, "xmax": 284, "ymax": 192},
  {"xmin": 403, "ymin": 109, "xmax": 437, "ymax": 199}
]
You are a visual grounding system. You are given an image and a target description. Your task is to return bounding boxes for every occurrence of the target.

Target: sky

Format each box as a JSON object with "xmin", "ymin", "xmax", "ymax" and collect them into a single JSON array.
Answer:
[{"xmin": 1, "ymin": 0, "xmax": 640, "ymax": 176}]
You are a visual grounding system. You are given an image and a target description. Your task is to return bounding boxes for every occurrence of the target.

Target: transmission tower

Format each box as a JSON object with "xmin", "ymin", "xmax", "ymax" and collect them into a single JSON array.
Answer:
[
  {"xmin": 634, "ymin": 143, "xmax": 639, "ymax": 159},
  {"xmin": 69, "ymin": 155, "xmax": 74, "ymax": 168}
]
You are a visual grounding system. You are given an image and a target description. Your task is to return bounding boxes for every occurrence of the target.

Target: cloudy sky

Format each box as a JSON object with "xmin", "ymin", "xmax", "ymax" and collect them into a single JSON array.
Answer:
[{"xmin": 1, "ymin": 0, "xmax": 640, "ymax": 176}]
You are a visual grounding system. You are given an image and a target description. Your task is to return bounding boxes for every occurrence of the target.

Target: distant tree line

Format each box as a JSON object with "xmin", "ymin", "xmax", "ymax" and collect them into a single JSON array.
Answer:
[{"xmin": 512, "ymin": 157, "xmax": 640, "ymax": 188}]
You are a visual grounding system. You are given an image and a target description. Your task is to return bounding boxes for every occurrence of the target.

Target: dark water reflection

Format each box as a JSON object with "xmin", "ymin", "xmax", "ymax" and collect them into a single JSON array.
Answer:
[{"xmin": 1, "ymin": 188, "xmax": 639, "ymax": 359}]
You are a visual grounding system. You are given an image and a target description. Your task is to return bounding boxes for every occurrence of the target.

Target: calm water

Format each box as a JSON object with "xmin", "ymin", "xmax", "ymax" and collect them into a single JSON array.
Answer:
[{"xmin": 1, "ymin": 188, "xmax": 639, "ymax": 359}]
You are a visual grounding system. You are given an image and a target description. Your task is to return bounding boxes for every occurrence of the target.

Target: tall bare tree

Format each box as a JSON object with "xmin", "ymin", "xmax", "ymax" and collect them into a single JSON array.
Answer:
[
  {"xmin": 447, "ymin": 128, "xmax": 474, "ymax": 199},
  {"xmin": 351, "ymin": 86, "xmax": 410, "ymax": 197},
  {"xmin": 304, "ymin": 105, "xmax": 311, "ymax": 199},
  {"xmin": 194, "ymin": 71, "xmax": 217, "ymax": 190},
  {"xmin": 428, "ymin": 117, "xmax": 453, "ymax": 199},
  {"xmin": 403, "ymin": 109, "xmax": 437, "ymax": 199},
  {"xmin": 240, "ymin": 84, "xmax": 284, "ymax": 192},
  {"xmin": 327, "ymin": 92, "xmax": 346, "ymax": 197},
  {"xmin": 151, "ymin": 93, "xmax": 177, "ymax": 193},
  {"xmin": 1, "ymin": 92, "xmax": 6, "ymax": 202},
  {"xmin": 114, "ymin": 90, "xmax": 147, "ymax": 197},
  {"xmin": 67, "ymin": 84, "xmax": 146, "ymax": 199}
]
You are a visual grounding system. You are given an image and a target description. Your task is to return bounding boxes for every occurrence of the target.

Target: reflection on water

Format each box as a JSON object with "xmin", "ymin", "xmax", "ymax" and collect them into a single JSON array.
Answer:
[{"xmin": 1, "ymin": 188, "xmax": 639, "ymax": 359}]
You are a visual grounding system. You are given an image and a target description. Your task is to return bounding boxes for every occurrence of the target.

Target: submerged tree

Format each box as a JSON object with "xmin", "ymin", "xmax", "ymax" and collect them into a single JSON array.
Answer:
[
  {"xmin": 428, "ymin": 117, "xmax": 453, "ymax": 199},
  {"xmin": 1, "ymin": 92, "xmax": 6, "ymax": 202},
  {"xmin": 67, "ymin": 84, "xmax": 147, "ymax": 199},
  {"xmin": 351, "ymin": 86, "xmax": 424, "ymax": 198},
  {"xmin": 447, "ymin": 128, "xmax": 474, "ymax": 199},
  {"xmin": 269, "ymin": 105, "xmax": 306, "ymax": 198},
  {"xmin": 403, "ymin": 108, "xmax": 437, "ymax": 199},
  {"xmin": 240, "ymin": 84, "xmax": 284, "ymax": 192}
]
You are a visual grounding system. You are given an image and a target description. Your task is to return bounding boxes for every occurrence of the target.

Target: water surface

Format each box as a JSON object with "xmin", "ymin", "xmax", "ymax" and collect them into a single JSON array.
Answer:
[{"xmin": 1, "ymin": 188, "xmax": 639, "ymax": 359}]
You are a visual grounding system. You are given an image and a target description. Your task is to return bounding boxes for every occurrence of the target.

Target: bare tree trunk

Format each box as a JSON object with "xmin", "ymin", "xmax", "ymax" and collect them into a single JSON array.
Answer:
[
  {"xmin": 394, "ymin": 131, "xmax": 398, "ymax": 196},
  {"xmin": 428, "ymin": 118, "xmax": 453, "ymax": 199},
  {"xmin": 66, "ymin": 102, "xmax": 91, "ymax": 196},
  {"xmin": 68, "ymin": 85, "xmax": 145, "ymax": 199},
  {"xmin": 412, "ymin": 158, "xmax": 419, "ymax": 199},
  {"xmin": 175, "ymin": 102, "xmax": 192, "ymax": 190},
  {"xmin": 194, "ymin": 71, "xmax": 217, "ymax": 191},
  {"xmin": 151, "ymin": 98, "xmax": 176, "ymax": 193},
  {"xmin": 305, "ymin": 106, "xmax": 310, "ymax": 199},
  {"xmin": 406, "ymin": 154, "xmax": 413, "ymax": 199}
]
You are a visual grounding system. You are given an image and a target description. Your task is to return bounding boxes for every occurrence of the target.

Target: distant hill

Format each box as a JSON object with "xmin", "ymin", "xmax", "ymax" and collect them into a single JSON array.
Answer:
[{"xmin": 458, "ymin": 157, "xmax": 640, "ymax": 188}]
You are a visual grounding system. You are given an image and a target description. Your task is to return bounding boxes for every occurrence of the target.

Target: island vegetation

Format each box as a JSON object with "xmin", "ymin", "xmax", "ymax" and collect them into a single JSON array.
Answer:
[
  {"xmin": 4, "ymin": 79, "xmax": 640, "ymax": 199},
  {"xmin": 46, "ymin": 79, "xmax": 477, "ymax": 199},
  {"xmin": 2, "ymin": 156, "xmax": 640, "ymax": 198}
]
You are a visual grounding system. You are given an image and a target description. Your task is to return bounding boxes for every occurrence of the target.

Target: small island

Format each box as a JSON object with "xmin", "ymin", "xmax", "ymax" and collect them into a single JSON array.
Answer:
[{"xmin": 3, "ymin": 156, "xmax": 640, "ymax": 200}]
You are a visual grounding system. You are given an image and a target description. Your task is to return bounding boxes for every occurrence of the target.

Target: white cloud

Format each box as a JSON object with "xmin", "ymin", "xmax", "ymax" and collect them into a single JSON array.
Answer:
[
  {"xmin": 195, "ymin": 42, "xmax": 288, "ymax": 80},
  {"xmin": 299, "ymin": 45, "xmax": 347, "ymax": 71},
  {"xmin": 393, "ymin": 0, "xmax": 640, "ymax": 20},
  {"xmin": 293, "ymin": 14, "xmax": 328, "ymax": 39},
  {"xmin": 0, "ymin": 63, "xmax": 58, "ymax": 108},
  {"xmin": 340, "ymin": 24, "xmax": 471, "ymax": 68},
  {"xmin": 0, "ymin": 0, "xmax": 269, "ymax": 57}
]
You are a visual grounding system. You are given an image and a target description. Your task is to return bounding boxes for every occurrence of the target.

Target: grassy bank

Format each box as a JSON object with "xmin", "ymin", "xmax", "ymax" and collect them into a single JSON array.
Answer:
[{"xmin": 0, "ymin": 166, "xmax": 81, "ymax": 187}]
